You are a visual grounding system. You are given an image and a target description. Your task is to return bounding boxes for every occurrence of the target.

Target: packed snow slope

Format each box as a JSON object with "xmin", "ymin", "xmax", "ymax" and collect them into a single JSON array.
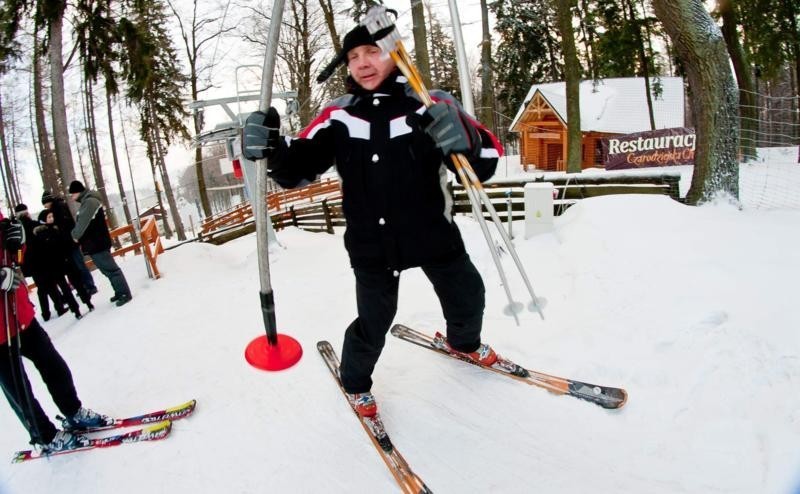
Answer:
[{"xmin": 2, "ymin": 194, "xmax": 799, "ymax": 494}]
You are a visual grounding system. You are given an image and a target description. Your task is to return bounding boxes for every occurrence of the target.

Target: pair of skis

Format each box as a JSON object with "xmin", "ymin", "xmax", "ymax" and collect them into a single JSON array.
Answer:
[
  {"xmin": 12, "ymin": 399, "xmax": 197, "ymax": 463},
  {"xmin": 318, "ymin": 325, "xmax": 627, "ymax": 493}
]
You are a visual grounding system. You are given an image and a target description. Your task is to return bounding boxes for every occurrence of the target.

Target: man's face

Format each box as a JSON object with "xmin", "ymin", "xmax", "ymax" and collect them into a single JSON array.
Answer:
[
  {"xmin": 70, "ymin": 192, "xmax": 79, "ymax": 201},
  {"xmin": 42, "ymin": 202, "xmax": 52, "ymax": 210},
  {"xmin": 347, "ymin": 45, "xmax": 396, "ymax": 91}
]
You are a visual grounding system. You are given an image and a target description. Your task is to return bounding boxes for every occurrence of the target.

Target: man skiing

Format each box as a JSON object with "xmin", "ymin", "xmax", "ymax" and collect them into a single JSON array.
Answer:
[
  {"xmin": 0, "ymin": 213, "xmax": 112, "ymax": 454},
  {"xmin": 243, "ymin": 24, "xmax": 503, "ymax": 418}
]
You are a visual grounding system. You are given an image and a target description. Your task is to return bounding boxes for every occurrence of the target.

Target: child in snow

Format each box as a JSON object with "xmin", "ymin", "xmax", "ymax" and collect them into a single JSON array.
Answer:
[{"xmin": 34, "ymin": 210, "xmax": 91, "ymax": 319}]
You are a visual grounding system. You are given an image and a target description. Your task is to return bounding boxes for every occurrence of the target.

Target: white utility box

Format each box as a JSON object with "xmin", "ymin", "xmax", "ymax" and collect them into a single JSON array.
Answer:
[{"xmin": 524, "ymin": 182, "xmax": 554, "ymax": 238}]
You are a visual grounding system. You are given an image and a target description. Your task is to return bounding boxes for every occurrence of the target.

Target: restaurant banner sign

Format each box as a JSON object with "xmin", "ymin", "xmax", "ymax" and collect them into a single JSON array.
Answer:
[{"xmin": 603, "ymin": 127, "xmax": 696, "ymax": 170}]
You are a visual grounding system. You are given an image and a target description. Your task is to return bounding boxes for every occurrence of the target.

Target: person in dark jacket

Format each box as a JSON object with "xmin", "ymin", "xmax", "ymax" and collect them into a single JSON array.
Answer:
[
  {"xmin": 68, "ymin": 181, "xmax": 132, "ymax": 307},
  {"xmin": 243, "ymin": 25, "xmax": 503, "ymax": 418},
  {"xmin": 42, "ymin": 191, "xmax": 97, "ymax": 296},
  {"xmin": 0, "ymin": 213, "xmax": 112, "ymax": 454},
  {"xmin": 15, "ymin": 204, "xmax": 67, "ymax": 320},
  {"xmin": 34, "ymin": 210, "xmax": 93, "ymax": 318}
]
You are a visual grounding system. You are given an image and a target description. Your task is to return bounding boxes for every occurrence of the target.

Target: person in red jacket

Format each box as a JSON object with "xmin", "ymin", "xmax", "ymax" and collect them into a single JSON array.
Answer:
[{"xmin": 0, "ymin": 213, "xmax": 111, "ymax": 454}]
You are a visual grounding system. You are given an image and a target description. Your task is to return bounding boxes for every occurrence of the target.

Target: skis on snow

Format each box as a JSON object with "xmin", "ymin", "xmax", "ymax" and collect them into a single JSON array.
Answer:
[
  {"xmin": 12, "ymin": 421, "xmax": 172, "ymax": 463},
  {"xmin": 57, "ymin": 399, "xmax": 197, "ymax": 433},
  {"xmin": 11, "ymin": 399, "xmax": 197, "ymax": 463},
  {"xmin": 317, "ymin": 341, "xmax": 432, "ymax": 494},
  {"xmin": 391, "ymin": 324, "xmax": 628, "ymax": 410}
]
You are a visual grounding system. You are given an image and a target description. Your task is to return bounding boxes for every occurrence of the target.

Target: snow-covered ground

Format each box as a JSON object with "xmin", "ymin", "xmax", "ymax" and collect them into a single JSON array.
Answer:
[{"xmin": 2, "ymin": 163, "xmax": 800, "ymax": 493}]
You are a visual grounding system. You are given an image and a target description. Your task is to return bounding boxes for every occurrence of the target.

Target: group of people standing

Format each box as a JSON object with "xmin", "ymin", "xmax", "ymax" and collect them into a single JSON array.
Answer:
[
  {"xmin": 16, "ymin": 194, "xmax": 96, "ymax": 320},
  {"xmin": 14, "ymin": 180, "xmax": 132, "ymax": 320}
]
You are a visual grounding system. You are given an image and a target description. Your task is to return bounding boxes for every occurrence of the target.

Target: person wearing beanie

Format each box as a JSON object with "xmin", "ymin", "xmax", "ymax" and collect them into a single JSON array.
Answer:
[
  {"xmin": 33, "ymin": 210, "xmax": 86, "ymax": 319},
  {"xmin": 69, "ymin": 181, "xmax": 132, "ymax": 307},
  {"xmin": 67, "ymin": 181, "xmax": 85, "ymax": 194},
  {"xmin": 41, "ymin": 190, "xmax": 97, "ymax": 296},
  {"xmin": 242, "ymin": 22, "xmax": 503, "ymax": 419},
  {"xmin": 14, "ymin": 203, "xmax": 28, "ymax": 218},
  {"xmin": 12, "ymin": 204, "xmax": 65, "ymax": 321}
]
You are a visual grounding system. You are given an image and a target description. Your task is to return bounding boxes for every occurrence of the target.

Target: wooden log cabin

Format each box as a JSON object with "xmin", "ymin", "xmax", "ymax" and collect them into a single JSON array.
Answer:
[{"xmin": 509, "ymin": 77, "xmax": 686, "ymax": 171}]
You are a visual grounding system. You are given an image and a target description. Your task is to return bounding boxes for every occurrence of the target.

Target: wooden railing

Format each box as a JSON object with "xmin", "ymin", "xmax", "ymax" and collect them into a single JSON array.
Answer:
[
  {"xmin": 267, "ymin": 178, "xmax": 341, "ymax": 211},
  {"xmin": 452, "ymin": 173, "xmax": 682, "ymax": 220},
  {"xmin": 199, "ymin": 178, "xmax": 342, "ymax": 239},
  {"xmin": 107, "ymin": 217, "xmax": 164, "ymax": 278},
  {"xmin": 271, "ymin": 196, "xmax": 345, "ymax": 233},
  {"xmin": 200, "ymin": 202, "xmax": 253, "ymax": 236},
  {"xmin": 198, "ymin": 172, "xmax": 683, "ymax": 242}
]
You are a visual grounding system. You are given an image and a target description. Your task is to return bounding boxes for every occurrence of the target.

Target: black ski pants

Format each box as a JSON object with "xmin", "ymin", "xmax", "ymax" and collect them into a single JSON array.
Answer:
[
  {"xmin": 0, "ymin": 319, "xmax": 81, "ymax": 445},
  {"xmin": 340, "ymin": 252, "xmax": 485, "ymax": 394},
  {"xmin": 32, "ymin": 273, "xmax": 66, "ymax": 318}
]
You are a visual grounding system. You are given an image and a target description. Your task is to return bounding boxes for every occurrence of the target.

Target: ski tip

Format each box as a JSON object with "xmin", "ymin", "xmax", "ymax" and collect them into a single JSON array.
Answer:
[
  {"xmin": 607, "ymin": 389, "xmax": 628, "ymax": 409},
  {"xmin": 11, "ymin": 451, "xmax": 30, "ymax": 464},
  {"xmin": 316, "ymin": 341, "xmax": 332, "ymax": 351},
  {"xmin": 146, "ymin": 420, "xmax": 173, "ymax": 434},
  {"xmin": 389, "ymin": 324, "xmax": 408, "ymax": 335},
  {"xmin": 168, "ymin": 399, "xmax": 197, "ymax": 413}
]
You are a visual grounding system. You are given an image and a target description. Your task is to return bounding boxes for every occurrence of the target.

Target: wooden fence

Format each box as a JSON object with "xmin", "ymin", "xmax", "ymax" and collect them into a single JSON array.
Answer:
[
  {"xmin": 106, "ymin": 217, "xmax": 164, "ymax": 278},
  {"xmin": 452, "ymin": 174, "xmax": 682, "ymax": 221},
  {"xmin": 198, "ymin": 173, "xmax": 682, "ymax": 240},
  {"xmin": 28, "ymin": 217, "xmax": 165, "ymax": 292},
  {"xmin": 271, "ymin": 196, "xmax": 345, "ymax": 233}
]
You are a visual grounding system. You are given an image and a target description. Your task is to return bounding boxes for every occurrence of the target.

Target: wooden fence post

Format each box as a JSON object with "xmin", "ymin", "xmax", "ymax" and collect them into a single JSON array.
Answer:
[
  {"xmin": 290, "ymin": 205, "xmax": 298, "ymax": 226},
  {"xmin": 322, "ymin": 199, "xmax": 333, "ymax": 234}
]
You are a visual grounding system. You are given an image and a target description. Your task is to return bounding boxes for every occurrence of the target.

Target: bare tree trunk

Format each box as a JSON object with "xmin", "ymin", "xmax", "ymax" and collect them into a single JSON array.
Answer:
[
  {"xmin": 410, "ymin": 0, "xmax": 432, "ymax": 87},
  {"xmin": 553, "ymin": 0, "xmax": 583, "ymax": 173},
  {"xmin": 149, "ymin": 100, "xmax": 186, "ymax": 240},
  {"xmin": 717, "ymin": 0, "xmax": 757, "ymax": 160},
  {"xmin": 0, "ymin": 92, "xmax": 21, "ymax": 206},
  {"xmin": 117, "ymin": 104, "xmax": 141, "ymax": 218},
  {"xmin": 32, "ymin": 32, "xmax": 61, "ymax": 194},
  {"xmin": 83, "ymin": 76, "xmax": 115, "ymax": 223},
  {"xmin": 318, "ymin": 0, "xmax": 346, "ymax": 90},
  {"xmin": 545, "ymin": 19, "xmax": 561, "ymax": 81},
  {"xmin": 48, "ymin": 14, "xmax": 77, "ymax": 208},
  {"xmin": 147, "ymin": 135, "xmax": 172, "ymax": 238},
  {"xmin": 625, "ymin": 0, "xmax": 656, "ymax": 130},
  {"xmin": 106, "ymin": 90, "xmax": 136, "ymax": 239},
  {"xmin": 652, "ymin": 0, "xmax": 739, "ymax": 204},
  {"xmin": 479, "ymin": 0, "xmax": 496, "ymax": 133},
  {"xmin": 578, "ymin": 0, "xmax": 598, "ymax": 80}
]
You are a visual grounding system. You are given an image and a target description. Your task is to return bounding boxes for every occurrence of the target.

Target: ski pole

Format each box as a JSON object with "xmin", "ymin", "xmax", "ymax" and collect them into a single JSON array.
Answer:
[
  {"xmin": 2, "ymin": 237, "xmax": 42, "ymax": 444},
  {"xmin": 362, "ymin": 7, "xmax": 544, "ymax": 320}
]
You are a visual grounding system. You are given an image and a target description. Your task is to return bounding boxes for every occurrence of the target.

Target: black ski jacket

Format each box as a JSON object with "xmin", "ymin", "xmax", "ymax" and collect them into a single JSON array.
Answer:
[
  {"xmin": 268, "ymin": 72, "xmax": 502, "ymax": 271},
  {"xmin": 71, "ymin": 190, "xmax": 112, "ymax": 255}
]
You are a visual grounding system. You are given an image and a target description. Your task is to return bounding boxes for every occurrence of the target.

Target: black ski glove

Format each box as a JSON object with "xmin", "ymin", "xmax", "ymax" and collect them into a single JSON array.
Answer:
[
  {"xmin": 0, "ymin": 267, "xmax": 23, "ymax": 292},
  {"xmin": 0, "ymin": 218, "xmax": 25, "ymax": 252},
  {"xmin": 420, "ymin": 102, "xmax": 480, "ymax": 159},
  {"xmin": 242, "ymin": 107, "xmax": 281, "ymax": 161}
]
